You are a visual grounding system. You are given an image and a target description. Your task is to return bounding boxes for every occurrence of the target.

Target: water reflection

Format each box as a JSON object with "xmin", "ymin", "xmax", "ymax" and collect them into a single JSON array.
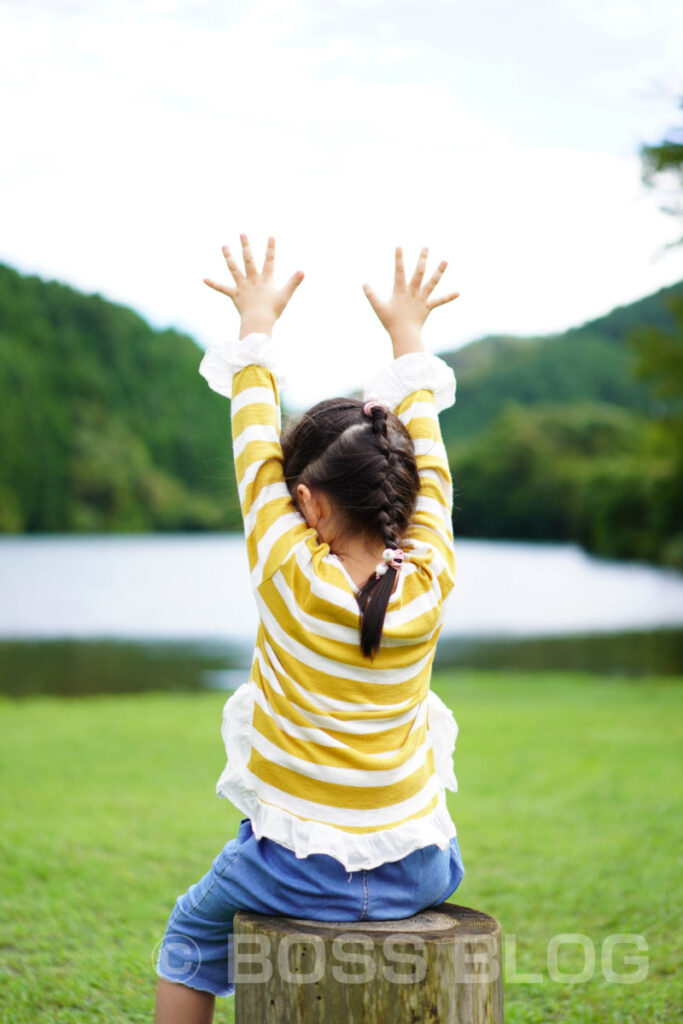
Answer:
[{"xmin": 1, "ymin": 628, "xmax": 681, "ymax": 699}]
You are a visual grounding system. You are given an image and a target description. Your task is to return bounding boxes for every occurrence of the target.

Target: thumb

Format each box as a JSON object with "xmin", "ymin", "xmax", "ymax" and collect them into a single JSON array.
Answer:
[
  {"xmin": 278, "ymin": 270, "xmax": 305, "ymax": 309},
  {"xmin": 362, "ymin": 282, "xmax": 383, "ymax": 317}
]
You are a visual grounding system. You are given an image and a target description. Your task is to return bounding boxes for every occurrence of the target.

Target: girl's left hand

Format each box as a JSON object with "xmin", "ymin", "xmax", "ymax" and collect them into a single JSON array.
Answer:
[{"xmin": 204, "ymin": 235, "xmax": 304, "ymax": 338}]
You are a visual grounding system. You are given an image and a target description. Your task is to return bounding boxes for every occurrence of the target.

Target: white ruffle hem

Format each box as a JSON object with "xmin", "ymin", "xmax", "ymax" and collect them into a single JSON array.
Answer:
[{"xmin": 215, "ymin": 682, "xmax": 459, "ymax": 872}]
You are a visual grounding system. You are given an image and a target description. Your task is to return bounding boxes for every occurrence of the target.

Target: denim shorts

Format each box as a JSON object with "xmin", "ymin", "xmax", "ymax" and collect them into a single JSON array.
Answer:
[{"xmin": 156, "ymin": 818, "xmax": 465, "ymax": 997}]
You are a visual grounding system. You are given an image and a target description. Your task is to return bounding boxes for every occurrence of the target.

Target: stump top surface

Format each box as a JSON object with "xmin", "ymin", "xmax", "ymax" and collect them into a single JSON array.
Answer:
[{"xmin": 235, "ymin": 902, "xmax": 500, "ymax": 942}]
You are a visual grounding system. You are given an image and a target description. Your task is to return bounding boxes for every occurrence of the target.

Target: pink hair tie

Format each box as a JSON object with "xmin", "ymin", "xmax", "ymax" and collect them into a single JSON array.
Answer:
[
  {"xmin": 375, "ymin": 547, "xmax": 405, "ymax": 577},
  {"xmin": 363, "ymin": 397, "xmax": 390, "ymax": 417}
]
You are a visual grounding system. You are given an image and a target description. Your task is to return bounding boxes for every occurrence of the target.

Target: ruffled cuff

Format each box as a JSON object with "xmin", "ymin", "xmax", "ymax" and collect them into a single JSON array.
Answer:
[
  {"xmin": 198, "ymin": 332, "xmax": 287, "ymax": 398},
  {"xmin": 363, "ymin": 351, "xmax": 456, "ymax": 413}
]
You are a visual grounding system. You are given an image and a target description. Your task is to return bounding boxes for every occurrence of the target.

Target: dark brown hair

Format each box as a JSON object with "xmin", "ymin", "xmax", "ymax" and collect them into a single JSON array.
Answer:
[{"xmin": 281, "ymin": 398, "xmax": 420, "ymax": 658}]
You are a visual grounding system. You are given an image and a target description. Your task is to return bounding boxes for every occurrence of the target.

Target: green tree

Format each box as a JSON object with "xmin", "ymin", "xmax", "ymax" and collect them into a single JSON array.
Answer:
[
  {"xmin": 0, "ymin": 265, "xmax": 241, "ymax": 533},
  {"xmin": 627, "ymin": 96, "xmax": 683, "ymax": 564},
  {"xmin": 639, "ymin": 94, "xmax": 683, "ymax": 251}
]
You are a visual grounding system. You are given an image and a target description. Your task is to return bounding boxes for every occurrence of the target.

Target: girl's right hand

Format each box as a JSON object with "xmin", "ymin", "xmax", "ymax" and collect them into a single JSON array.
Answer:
[{"xmin": 363, "ymin": 246, "xmax": 459, "ymax": 357}]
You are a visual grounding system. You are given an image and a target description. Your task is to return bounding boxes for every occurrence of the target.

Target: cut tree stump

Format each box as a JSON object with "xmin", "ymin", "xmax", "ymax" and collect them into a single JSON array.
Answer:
[{"xmin": 234, "ymin": 902, "xmax": 503, "ymax": 1023}]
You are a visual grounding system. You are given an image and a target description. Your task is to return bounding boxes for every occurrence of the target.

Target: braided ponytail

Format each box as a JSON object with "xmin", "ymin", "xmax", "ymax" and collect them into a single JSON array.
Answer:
[
  {"xmin": 355, "ymin": 405, "xmax": 408, "ymax": 656},
  {"xmin": 281, "ymin": 397, "xmax": 420, "ymax": 659}
]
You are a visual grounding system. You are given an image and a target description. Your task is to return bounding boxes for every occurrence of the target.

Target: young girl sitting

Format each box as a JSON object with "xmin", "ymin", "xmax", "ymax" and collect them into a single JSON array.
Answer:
[{"xmin": 154, "ymin": 236, "xmax": 464, "ymax": 1024}]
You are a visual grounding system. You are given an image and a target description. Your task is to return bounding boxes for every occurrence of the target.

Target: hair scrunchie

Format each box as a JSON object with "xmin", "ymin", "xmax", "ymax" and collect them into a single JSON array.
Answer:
[
  {"xmin": 374, "ymin": 547, "xmax": 405, "ymax": 578},
  {"xmin": 363, "ymin": 397, "xmax": 391, "ymax": 417}
]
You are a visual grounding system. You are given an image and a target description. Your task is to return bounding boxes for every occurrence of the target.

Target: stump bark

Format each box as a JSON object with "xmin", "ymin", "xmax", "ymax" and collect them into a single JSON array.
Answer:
[{"xmin": 234, "ymin": 902, "xmax": 503, "ymax": 1023}]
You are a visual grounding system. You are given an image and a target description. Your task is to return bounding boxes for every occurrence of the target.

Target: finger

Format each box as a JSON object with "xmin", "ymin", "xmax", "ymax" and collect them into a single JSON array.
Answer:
[
  {"xmin": 423, "ymin": 260, "xmax": 448, "ymax": 297},
  {"xmin": 427, "ymin": 290, "xmax": 460, "ymax": 311},
  {"xmin": 278, "ymin": 269, "xmax": 305, "ymax": 309},
  {"xmin": 262, "ymin": 235, "xmax": 275, "ymax": 279},
  {"xmin": 203, "ymin": 277, "xmax": 237, "ymax": 299},
  {"xmin": 221, "ymin": 245, "xmax": 243, "ymax": 283},
  {"xmin": 240, "ymin": 233, "xmax": 257, "ymax": 277},
  {"xmin": 409, "ymin": 246, "xmax": 429, "ymax": 290},
  {"xmin": 394, "ymin": 246, "xmax": 406, "ymax": 290},
  {"xmin": 362, "ymin": 282, "xmax": 383, "ymax": 316}
]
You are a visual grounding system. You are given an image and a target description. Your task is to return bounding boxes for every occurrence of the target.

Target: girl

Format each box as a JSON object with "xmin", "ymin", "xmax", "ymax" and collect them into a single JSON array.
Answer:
[{"xmin": 155, "ymin": 236, "xmax": 464, "ymax": 1024}]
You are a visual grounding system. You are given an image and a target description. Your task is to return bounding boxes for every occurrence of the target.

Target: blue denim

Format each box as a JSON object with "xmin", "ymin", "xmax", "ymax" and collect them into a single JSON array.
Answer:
[{"xmin": 156, "ymin": 817, "xmax": 465, "ymax": 997}]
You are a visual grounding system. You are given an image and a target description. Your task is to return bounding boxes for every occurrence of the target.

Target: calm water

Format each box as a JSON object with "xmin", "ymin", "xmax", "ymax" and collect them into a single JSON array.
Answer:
[{"xmin": 1, "ymin": 533, "xmax": 682, "ymax": 694}]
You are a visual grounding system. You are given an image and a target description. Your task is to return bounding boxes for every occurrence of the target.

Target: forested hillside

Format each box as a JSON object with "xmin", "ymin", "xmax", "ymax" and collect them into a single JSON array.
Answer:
[
  {"xmin": 438, "ymin": 282, "xmax": 683, "ymax": 567},
  {"xmin": 438, "ymin": 280, "xmax": 683, "ymax": 444},
  {"xmin": 0, "ymin": 263, "xmax": 681, "ymax": 567},
  {"xmin": 0, "ymin": 264, "xmax": 240, "ymax": 532}
]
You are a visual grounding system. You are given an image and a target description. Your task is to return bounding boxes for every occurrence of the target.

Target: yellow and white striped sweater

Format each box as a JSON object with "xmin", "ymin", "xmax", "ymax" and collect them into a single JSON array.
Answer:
[{"xmin": 199, "ymin": 336, "xmax": 459, "ymax": 871}]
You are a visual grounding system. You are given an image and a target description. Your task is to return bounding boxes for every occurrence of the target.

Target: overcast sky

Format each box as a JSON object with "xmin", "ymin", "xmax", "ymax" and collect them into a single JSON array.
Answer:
[{"xmin": 1, "ymin": 0, "xmax": 682, "ymax": 407}]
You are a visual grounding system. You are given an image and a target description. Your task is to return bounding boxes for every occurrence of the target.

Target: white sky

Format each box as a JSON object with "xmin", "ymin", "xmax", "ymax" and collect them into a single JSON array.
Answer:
[{"xmin": 1, "ymin": 0, "xmax": 682, "ymax": 408}]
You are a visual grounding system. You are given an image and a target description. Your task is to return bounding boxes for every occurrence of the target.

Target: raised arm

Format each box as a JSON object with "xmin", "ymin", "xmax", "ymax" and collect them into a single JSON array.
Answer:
[
  {"xmin": 200, "ymin": 236, "xmax": 311, "ymax": 587},
  {"xmin": 363, "ymin": 246, "xmax": 459, "ymax": 588}
]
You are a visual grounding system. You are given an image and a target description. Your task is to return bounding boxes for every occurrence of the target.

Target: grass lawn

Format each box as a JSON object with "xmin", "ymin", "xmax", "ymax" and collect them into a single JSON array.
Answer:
[{"xmin": 0, "ymin": 670, "xmax": 681, "ymax": 1023}]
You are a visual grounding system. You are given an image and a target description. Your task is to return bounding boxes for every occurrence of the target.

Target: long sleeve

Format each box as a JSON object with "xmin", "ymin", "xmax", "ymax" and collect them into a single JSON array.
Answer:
[
  {"xmin": 364, "ymin": 352, "xmax": 456, "ymax": 600},
  {"xmin": 199, "ymin": 333, "xmax": 312, "ymax": 588}
]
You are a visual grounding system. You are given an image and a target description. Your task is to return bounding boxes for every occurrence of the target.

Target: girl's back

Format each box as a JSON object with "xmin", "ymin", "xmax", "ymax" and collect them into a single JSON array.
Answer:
[{"xmin": 205, "ymin": 352, "xmax": 460, "ymax": 870}]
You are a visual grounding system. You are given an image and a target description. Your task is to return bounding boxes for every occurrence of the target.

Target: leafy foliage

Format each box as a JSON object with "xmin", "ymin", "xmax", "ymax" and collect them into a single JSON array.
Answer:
[
  {"xmin": 639, "ymin": 93, "xmax": 683, "ymax": 250},
  {"xmin": 444, "ymin": 287, "xmax": 683, "ymax": 568},
  {"xmin": 0, "ymin": 264, "xmax": 241, "ymax": 532},
  {"xmin": 438, "ymin": 280, "xmax": 682, "ymax": 444}
]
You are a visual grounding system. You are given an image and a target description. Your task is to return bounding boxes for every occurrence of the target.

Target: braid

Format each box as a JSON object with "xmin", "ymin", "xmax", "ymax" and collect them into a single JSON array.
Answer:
[
  {"xmin": 281, "ymin": 396, "xmax": 420, "ymax": 659},
  {"xmin": 367, "ymin": 407, "xmax": 405, "ymax": 550},
  {"xmin": 356, "ymin": 406, "xmax": 415, "ymax": 658}
]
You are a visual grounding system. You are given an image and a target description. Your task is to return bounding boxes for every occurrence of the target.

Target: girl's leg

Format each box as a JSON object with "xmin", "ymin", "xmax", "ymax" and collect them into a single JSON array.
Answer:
[
  {"xmin": 155, "ymin": 833, "xmax": 246, "ymax": 1010},
  {"xmin": 154, "ymin": 978, "xmax": 215, "ymax": 1024}
]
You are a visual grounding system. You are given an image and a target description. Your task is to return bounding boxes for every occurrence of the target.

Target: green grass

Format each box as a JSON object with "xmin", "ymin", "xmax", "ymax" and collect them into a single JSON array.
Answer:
[{"xmin": 1, "ymin": 671, "xmax": 681, "ymax": 1023}]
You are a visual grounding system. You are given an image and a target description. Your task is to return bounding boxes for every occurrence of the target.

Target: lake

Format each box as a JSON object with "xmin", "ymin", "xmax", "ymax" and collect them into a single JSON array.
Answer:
[{"xmin": 1, "ymin": 533, "xmax": 682, "ymax": 695}]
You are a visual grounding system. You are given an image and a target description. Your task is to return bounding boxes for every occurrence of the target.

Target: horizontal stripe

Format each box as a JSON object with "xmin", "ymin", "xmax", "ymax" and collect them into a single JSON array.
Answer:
[
  {"xmin": 258, "ymin": 636, "xmax": 428, "ymax": 716},
  {"xmin": 239, "ymin": 767, "xmax": 440, "ymax": 828},
  {"xmin": 244, "ymin": 483, "xmax": 296, "ymax": 541},
  {"xmin": 231, "ymin": 384, "xmax": 278, "ymax": 416},
  {"xmin": 397, "ymin": 399, "xmax": 439, "ymax": 424},
  {"xmin": 248, "ymin": 512, "xmax": 307, "ymax": 581},
  {"xmin": 247, "ymin": 745, "xmax": 436, "ymax": 810},
  {"xmin": 232, "ymin": 421, "xmax": 280, "ymax": 461},
  {"xmin": 255, "ymin": 648, "xmax": 424, "ymax": 730},
  {"xmin": 270, "ymin": 568, "xmax": 361, "ymax": 646},
  {"xmin": 242, "ymin": 789, "xmax": 443, "ymax": 835},
  {"xmin": 395, "ymin": 388, "xmax": 438, "ymax": 416},
  {"xmin": 221, "ymin": 360, "xmax": 457, "ymax": 850},
  {"xmin": 286, "ymin": 549, "xmax": 362, "ymax": 623},
  {"xmin": 252, "ymin": 688, "xmax": 346, "ymax": 750},
  {"xmin": 321, "ymin": 791, "xmax": 441, "ymax": 834},
  {"xmin": 261, "ymin": 578, "xmax": 436, "ymax": 669},
  {"xmin": 383, "ymin": 590, "xmax": 443, "ymax": 635},
  {"xmin": 250, "ymin": 716, "xmax": 431, "ymax": 786},
  {"xmin": 253, "ymin": 695, "xmax": 428, "ymax": 765},
  {"xmin": 256, "ymin": 597, "xmax": 435, "ymax": 691},
  {"xmin": 235, "ymin": 439, "xmax": 283, "ymax": 491},
  {"xmin": 233, "ymin": 364, "xmax": 279, "ymax": 395}
]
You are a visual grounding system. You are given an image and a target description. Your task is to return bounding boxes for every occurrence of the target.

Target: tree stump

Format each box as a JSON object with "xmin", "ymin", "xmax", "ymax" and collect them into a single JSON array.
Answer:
[{"xmin": 234, "ymin": 902, "xmax": 503, "ymax": 1023}]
